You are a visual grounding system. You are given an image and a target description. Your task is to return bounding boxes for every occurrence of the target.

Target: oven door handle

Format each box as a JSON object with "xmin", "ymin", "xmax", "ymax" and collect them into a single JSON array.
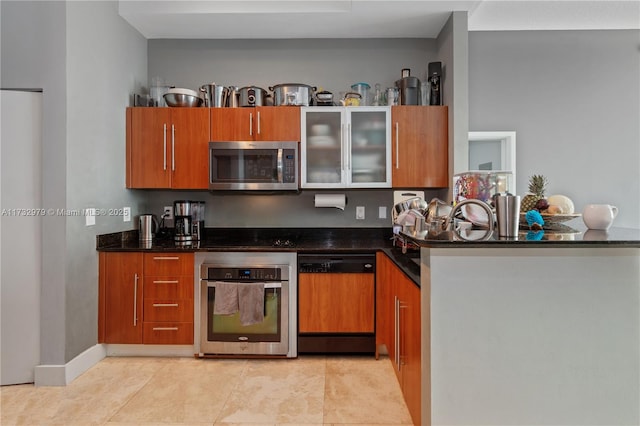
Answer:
[{"xmin": 204, "ymin": 280, "xmax": 283, "ymax": 289}]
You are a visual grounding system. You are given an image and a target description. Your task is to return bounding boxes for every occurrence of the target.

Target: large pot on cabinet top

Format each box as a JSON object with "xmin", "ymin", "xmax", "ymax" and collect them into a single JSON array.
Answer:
[
  {"xmin": 238, "ymin": 86, "xmax": 269, "ymax": 107},
  {"xmin": 270, "ymin": 83, "xmax": 316, "ymax": 106}
]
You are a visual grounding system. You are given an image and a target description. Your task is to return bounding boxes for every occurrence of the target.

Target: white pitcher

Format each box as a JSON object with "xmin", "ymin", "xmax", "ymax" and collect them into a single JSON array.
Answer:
[{"xmin": 582, "ymin": 204, "xmax": 619, "ymax": 230}]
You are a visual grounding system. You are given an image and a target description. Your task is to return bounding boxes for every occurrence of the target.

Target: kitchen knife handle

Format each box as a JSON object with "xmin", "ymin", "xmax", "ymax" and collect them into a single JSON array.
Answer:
[
  {"xmin": 133, "ymin": 273, "xmax": 139, "ymax": 326},
  {"xmin": 171, "ymin": 124, "xmax": 175, "ymax": 171},
  {"xmin": 395, "ymin": 122, "xmax": 399, "ymax": 169},
  {"xmin": 163, "ymin": 123, "xmax": 167, "ymax": 171},
  {"xmin": 249, "ymin": 113, "xmax": 253, "ymax": 136}
]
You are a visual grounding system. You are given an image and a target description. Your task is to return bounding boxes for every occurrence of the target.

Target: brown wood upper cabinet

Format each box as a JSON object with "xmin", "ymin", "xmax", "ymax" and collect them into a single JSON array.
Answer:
[
  {"xmin": 126, "ymin": 107, "xmax": 210, "ymax": 189},
  {"xmin": 391, "ymin": 106, "xmax": 448, "ymax": 188},
  {"xmin": 211, "ymin": 106, "xmax": 301, "ymax": 141}
]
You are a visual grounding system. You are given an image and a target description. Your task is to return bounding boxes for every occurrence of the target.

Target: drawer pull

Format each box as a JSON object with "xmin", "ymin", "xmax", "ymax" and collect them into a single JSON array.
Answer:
[
  {"xmin": 152, "ymin": 256, "xmax": 180, "ymax": 260},
  {"xmin": 152, "ymin": 303, "xmax": 179, "ymax": 307},
  {"xmin": 152, "ymin": 327, "xmax": 179, "ymax": 331},
  {"xmin": 152, "ymin": 280, "xmax": 179, "ymax": 284}
]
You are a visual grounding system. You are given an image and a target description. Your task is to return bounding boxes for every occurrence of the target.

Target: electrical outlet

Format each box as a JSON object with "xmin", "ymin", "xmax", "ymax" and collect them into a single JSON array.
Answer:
[
  {"xmin": 356, "ymin": 206, "xmax": 365, "ymax": 220},
  {"xmin": 378, "ymin": 206, "xmax": 387, "ymax": 219},
  {"xmin": 163, "ymin": 206, "xmax": 173, "ymax": 220},
  {"xmin": 123, "ymin": 207, "xmax": 131, "ymax": 222}
]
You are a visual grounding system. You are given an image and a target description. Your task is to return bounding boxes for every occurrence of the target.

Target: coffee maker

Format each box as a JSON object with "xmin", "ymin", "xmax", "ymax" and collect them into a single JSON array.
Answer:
[
  {"xmin": 174, "ymin": 200, "xmax": 193, "ymax": 243},
  {"xmin": 191, "ymin": 201, "xmax": 205, "ymax": 241}
]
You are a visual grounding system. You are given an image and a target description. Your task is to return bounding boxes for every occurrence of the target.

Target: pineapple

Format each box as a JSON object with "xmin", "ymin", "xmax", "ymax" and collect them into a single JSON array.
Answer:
[{"xmin": 520, "ymin": 174, "xmax": 548, "ymax": 212}]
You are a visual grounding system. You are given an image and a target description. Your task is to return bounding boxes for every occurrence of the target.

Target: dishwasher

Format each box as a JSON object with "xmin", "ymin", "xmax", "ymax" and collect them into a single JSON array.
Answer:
[{"xmin": 297, "ymin": 253, "xmax": 376, "ymax": 354}]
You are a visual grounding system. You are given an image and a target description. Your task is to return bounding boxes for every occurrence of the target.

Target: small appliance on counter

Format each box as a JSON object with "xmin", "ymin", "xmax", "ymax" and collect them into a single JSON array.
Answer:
[
  {"xmin": 191, "ymin": 201, "xmax": 205, "ymax": 241},
  {"xmin": 139, "ymin": 214, "xmax": 158, "ymax": 243},
  {"xmin": 174, "ymin": 200, "xmax": 193, "ymax": 243}
]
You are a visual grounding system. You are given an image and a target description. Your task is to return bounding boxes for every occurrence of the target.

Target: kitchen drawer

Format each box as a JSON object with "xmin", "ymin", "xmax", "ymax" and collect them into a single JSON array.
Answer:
[
  {"xmin": 144, "ymin": 276, "xmax": 193, "ymax": 299},
  {"xmin": 143, "ymin": 299, "xmax": 193, "ymax": 322},
  {"xmin": 143, "ymin": 253, "xmax": 194, "ymax": 276},
  {"xmin": 143, "ymin": 322, "xmax": 193, "ymax": 345}
]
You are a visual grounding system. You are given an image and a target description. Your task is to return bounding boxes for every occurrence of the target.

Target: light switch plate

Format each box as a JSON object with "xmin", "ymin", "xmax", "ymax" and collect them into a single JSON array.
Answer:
[
  {"xmin": 378, "ymin": 206, "xmax": 387, "ymax": 219},
  {"xmin": 123, "ymin": 207, "xmax": 131, "ymax": 222},
  {"xmin": 356, "ymin": 206, "xmax": 365, "ymax": 220},
  {"xmin": 85, "ymin": 208, "xmax": 96, "ymax": 226}
]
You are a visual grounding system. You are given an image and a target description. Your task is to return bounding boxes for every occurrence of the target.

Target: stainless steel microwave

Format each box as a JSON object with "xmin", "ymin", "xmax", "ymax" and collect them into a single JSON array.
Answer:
[{"xmin": 209, "ymin": 141, "xmax": 299, "ymax": 191}]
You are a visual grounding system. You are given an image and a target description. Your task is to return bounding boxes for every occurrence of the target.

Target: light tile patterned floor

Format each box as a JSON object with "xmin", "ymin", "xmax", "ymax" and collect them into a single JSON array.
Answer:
[{"xmin": 1, "ymin": 355, "xmax": 413, "ymax": 425}]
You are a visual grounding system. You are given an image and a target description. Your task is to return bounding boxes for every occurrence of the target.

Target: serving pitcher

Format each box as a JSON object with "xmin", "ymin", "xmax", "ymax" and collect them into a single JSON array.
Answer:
[{"xmin": 582, "ymin": 204, "xmax": 618, "ymax": 230}]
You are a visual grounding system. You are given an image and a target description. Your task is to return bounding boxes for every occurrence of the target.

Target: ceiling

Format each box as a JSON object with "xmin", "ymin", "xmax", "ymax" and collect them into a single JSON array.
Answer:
[{"xmin": 118, "ymin": 0, "xmax": 640, "ymax": 39}]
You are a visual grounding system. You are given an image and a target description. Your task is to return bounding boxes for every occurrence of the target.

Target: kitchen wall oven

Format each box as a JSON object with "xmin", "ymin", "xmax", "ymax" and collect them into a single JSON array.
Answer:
[{"xmin": 197, "ymin": 252, "xmax": 297, "ymax": 358}]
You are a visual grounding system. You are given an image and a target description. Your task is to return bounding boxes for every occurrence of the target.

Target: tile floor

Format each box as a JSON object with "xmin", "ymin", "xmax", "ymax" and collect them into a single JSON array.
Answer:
[{"xmin": 1, "ymin": 355, "xmax": 413, "ymax": 426}]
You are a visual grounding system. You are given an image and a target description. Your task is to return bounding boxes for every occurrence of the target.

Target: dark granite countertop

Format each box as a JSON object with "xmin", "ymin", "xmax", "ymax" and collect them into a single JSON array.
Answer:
[
  {"xmin": 400, "ymin": 225, "xmax": 640, "ymax": 248},
  {"xmin": 97, "ymin": 227, "xmax": 395, "ymax": 253}
]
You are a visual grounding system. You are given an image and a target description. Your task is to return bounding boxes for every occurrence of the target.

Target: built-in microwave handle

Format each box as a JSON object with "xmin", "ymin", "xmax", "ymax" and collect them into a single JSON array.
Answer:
[
  {"xmin": 277, "ymin": 149, "xmax": 283, "ymax": 183},
  {"xmin": 206, "ymin": 281, "xmax": 282, "ymax": 289}
]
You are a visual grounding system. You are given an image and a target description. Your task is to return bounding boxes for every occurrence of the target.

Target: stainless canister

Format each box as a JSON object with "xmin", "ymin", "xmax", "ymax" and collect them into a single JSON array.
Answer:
[
  {"xmin": 495, "ymin": 195, "xmax": 521, "ymax": 238},
  {"xmin": 139, "ymin": 214, "xmax": 158, "ymax": 242}
]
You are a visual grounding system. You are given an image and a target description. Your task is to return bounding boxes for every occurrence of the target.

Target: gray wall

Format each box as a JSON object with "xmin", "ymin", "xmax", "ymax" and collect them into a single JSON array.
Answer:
[
  {"xmin": 469, "ymin": 30, "xmax": 640, "ymax": 228},
  {"xmin": 1, "ymin": 0, "xmax": 147, "ymax": 364}
]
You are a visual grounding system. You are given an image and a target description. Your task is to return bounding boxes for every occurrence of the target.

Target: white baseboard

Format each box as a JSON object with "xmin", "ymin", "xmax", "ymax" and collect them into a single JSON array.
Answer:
[
  {"xmin": 34, "ymin": 344, "xmax": 106, "ymax": 387},
  {"xmin": 106, "ymin": 344, "xmax": 196, "ymax": 357}
]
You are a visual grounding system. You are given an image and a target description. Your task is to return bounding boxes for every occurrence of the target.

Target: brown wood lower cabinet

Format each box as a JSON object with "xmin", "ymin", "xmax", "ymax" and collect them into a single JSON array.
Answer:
[
  {"xmin": 376, "ymin": 252, "xmax": 424, "ymax": 426},
  {"xmin": 99, "ymin": 252, "xmax": 143, "ymax": 344},
  {"xmin": 99, "ymin": 252, "xmax": 194, "ymax": 345}
]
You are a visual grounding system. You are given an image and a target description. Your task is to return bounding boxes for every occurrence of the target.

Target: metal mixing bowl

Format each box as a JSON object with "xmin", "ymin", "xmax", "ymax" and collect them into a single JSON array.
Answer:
[{"xmin": 163, "ymin": 93, "xmax": 203, "ymax": 107}]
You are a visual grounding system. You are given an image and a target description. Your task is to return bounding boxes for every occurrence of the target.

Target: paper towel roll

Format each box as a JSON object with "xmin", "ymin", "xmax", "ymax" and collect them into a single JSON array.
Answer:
[{"xmin": 314, "ymin": 194, "xmax": 346, "ymax": 210}]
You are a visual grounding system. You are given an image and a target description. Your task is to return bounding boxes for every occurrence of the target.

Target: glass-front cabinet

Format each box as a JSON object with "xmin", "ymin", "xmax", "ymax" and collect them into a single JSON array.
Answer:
[{"xmin": 301, "ymin": 107, "xmax": 391, "ymax": 188}]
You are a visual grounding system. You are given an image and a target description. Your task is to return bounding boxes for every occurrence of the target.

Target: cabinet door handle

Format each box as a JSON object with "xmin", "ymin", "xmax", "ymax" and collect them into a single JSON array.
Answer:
[
  {"xmin": 163, "ymin": 123, "xmax": 167, "ymax": 171},
  {"xmin": 346, "ymin": 122, "xmax": 351, "ymax": 170},
  {"xmin": 133, "ymin": 273, "xmax": 139, "ymax": 326},
  {"xmin": 394, "ymin": 296, "xmax": 399, "ymax": 367},
  {"xmin": 249, "ymin": 112, "xmax": 253, "ymax": 136},
  {"xmin": 398, "ymin": 301, "xmax": 407, "ymax": 369},
  {"xmin": 340, "ymin": 123, "xmax": 345, "ymax": 175},
  {"xmin": 152, "ymin": 327, "xmax": 179, "ymax": 331},
  {"xmin": 152, "ymin": 256, "xmax": 180, "ymax": 261},
  {"xmin": 395, "ymin": 122, "xmax": 399, "ymax": 169},
  {"xmin": 257, "ymin": 111, "xmax": 261, "ymax": 135},
  {"xmin": 152, "ymin": 280, "xmax": 179, "ymax": 284},
  {"xmin": 152, "ymin": 303, "xmax": 179, "ymax": 308},
  {"xmin": 171, "ymin": 124, "xmax": 175, "ymax": 171}
]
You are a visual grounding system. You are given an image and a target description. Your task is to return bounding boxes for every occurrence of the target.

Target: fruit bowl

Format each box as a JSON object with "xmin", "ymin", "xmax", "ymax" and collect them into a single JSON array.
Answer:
[{"xmin": 520, "ymin": 213, "xmax": 581, "ymax": 225}]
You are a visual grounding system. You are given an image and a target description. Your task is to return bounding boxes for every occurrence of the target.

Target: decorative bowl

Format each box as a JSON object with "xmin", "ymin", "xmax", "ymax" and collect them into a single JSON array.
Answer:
[{"xmin": 164, "ymin": 88, "xmax": 203, "ymax": 107}]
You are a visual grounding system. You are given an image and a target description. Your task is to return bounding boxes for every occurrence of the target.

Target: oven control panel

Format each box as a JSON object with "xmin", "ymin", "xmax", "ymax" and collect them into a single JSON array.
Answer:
[{"xmin": 204, "ymin": 267, "xmax": 282, "ymax": 281}]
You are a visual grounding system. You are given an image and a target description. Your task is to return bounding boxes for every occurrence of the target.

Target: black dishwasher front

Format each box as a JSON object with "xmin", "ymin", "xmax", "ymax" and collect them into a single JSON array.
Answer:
[{"xmin": 297, "ymin": 253, "xmax": 376, "ymax": 354}]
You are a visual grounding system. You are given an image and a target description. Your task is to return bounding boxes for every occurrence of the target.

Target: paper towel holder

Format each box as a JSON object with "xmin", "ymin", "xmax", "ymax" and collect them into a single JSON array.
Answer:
[{"xmin": 314, "ymin": 193, "xmax": 347, "ymax": 210}]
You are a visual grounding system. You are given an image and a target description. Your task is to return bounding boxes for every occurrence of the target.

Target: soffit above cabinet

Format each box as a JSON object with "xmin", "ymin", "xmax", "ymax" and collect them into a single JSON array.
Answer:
[
  {"xmin": 118, "ymin": 0, "xmax": 639, "ymax": 40},
  {"xmin": 118, "ymin": 0, "xmax": 481, "ymax": 39}
]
